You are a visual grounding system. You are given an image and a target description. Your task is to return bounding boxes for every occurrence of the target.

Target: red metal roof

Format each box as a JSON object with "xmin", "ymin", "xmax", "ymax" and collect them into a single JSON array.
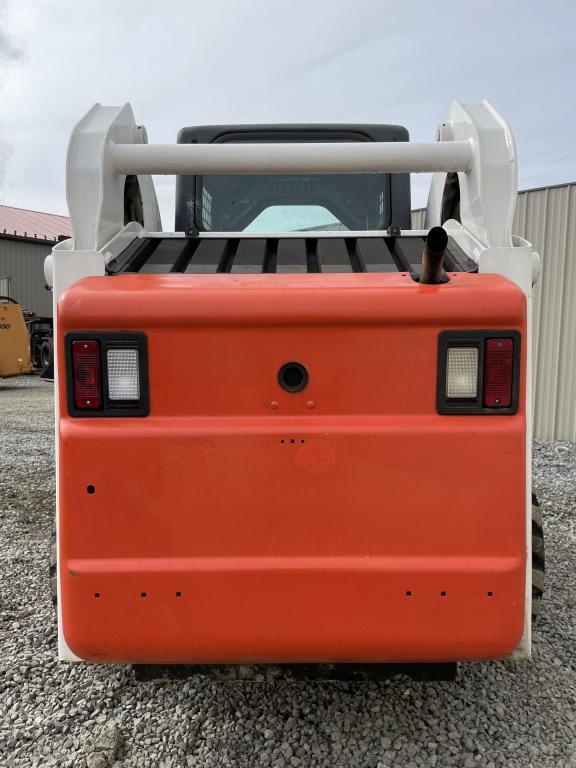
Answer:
[{"xmin": 0, "ymin": 203, "xmax": 72, "ymax": 242}]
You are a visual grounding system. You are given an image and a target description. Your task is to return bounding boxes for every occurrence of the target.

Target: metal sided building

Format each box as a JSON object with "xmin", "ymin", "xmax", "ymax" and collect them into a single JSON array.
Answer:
[
  {"xmin": 0, "ymin": 205, "xmax": 72, "ymax": 317},
  {"xmin": 413, "ymin": 182, "xmax": 576, "ymax": 442}
]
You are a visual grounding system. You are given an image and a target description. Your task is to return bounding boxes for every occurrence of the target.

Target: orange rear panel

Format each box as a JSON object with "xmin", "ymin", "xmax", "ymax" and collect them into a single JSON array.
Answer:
[{"xmin": 58, "ymin": 272, "xmax": 526, "ymax": 663}]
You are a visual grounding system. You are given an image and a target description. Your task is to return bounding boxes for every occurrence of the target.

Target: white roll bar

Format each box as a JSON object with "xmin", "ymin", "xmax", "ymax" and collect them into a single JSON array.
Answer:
[
  {"xmin": 110, "ymin": 140, "xmax": 473, "ymax": 176},
  {"xmin": 65, "ymin": 100, "xmax": 517, "ymax": 251}
]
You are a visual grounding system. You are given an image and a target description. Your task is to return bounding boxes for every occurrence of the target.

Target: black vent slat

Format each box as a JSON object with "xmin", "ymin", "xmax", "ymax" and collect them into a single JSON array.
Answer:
[
  {"xmin": 172, "ymin": 239, "xmax": 201, "ymax": 272},
  {"xmin": 277, "ymin": 239, "xmax": 307, "ymax": 273},
  {"xmin": 344, "ymin": 239, "xmax": 364, "ymax": 272},
  {"xmin": 356, "ymin": 238, "xmax": 398, "ymax": 272},
  {"xmin": 392, "ymin": 237, "xmax": 425, "ymax": 272},
  {"xmin": 107, "ymin": 237, "xmax": 150, "ymax": 274},
  {"xmin": 231, "ymin": 239, "xmax": 267, "ymax": 273},
  {"xmin": 221, "ymin": 239, "xmax": 241, "ymax": 272},
  {"xmin": 139, "ymin": 239, "xmax": 189, "ymax": 273},
  {"xmin": 442, "ymin": 248, "xmax": 457, "ymax": 271},
  {"xmin": 185, "ymin": 239, "xmax": 229, "ymax": 273},
  {"xmin": 445, "ymin": 240, "xmax": 477, "ymax": 272},
  {"xmin": 305, "ymin": 238, "xmax": 320, "ymax": 272},
  {"xmin": 120, "ymin": 238, "xmax": 161, "ymax": 274},
  {"xmin": 317, "ymin": 239, "xmax": 352, "ymax": 272},
  {"xmin": 263, "ymin": 239, "xmax": 278, "ymax": 272}
]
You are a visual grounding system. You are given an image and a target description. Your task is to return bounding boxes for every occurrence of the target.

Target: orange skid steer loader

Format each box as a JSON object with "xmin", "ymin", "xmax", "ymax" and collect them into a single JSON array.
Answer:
[{"xmin": 46, "ymin": 101, "xmax": 543, "ymax": 681}]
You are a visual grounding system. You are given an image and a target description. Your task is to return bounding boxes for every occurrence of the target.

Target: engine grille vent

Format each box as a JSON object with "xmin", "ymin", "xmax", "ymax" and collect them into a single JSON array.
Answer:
[{"xmin": 107, "ymin": 235, "xmax": 476, "ymax": 276}]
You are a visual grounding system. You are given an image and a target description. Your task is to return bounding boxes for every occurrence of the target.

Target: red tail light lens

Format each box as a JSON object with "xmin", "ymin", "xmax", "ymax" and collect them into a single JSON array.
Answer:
[
  {"xmin": 483, "ymin": 338, "xmax": 513, "ymax": 408},
  {"xmin": 72, "ymin": 340, "xmax": 101, "ymax": 409}
]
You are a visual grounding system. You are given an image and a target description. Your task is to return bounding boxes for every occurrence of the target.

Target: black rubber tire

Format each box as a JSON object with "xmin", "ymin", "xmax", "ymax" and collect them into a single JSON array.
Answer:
[
  {"xmin": 49, "ymin": 527, "xmax": 57, "ymax": 609},
  {"xmin": 532, "ymin": 493, "xmax": 545, "ymax": 621},
  {"xmin": 40, "ymin": 341, "xmax": 53, "ymax": 370}
]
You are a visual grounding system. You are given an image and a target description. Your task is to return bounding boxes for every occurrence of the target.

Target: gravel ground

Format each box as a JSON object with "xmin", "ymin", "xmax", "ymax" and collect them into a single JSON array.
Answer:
[{"xmin": 1, "ymin": 376, "xmax": 575, "ymax": 768}]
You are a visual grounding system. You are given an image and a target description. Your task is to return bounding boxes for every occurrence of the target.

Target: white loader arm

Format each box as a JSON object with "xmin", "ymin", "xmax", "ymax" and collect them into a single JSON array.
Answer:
[
  {"xmin": 66, "ymin": 104, "xmax": 162, "ymax": 251},
  {"xmin": 425, "ymin": 101, "xmax": 518, "ymax": 248}
]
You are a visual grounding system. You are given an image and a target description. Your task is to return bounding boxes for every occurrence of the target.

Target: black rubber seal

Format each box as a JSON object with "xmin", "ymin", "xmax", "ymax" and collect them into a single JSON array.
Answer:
[{"xmin": 278, "ymin": 362, "xmax": 309, "ymax": 393}]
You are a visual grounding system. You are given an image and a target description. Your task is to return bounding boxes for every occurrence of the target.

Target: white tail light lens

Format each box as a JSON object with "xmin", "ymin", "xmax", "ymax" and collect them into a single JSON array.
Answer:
[
  {"xmin": 107, "ymin": 349, "xmax": 140, "ymax": 400},
  {"xmin": 446, "ymin": 347, "xmax": 478, "ymax": 398}
]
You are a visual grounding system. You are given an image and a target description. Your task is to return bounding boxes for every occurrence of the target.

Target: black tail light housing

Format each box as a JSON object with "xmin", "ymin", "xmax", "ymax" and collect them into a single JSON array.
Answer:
[
  {"xmin": 437, "ymin": 330, "xmax": 521, "ymax": 415},
  {"xmin": 66, "ymin": 332, "xmax": 149, "ymax": 417}
]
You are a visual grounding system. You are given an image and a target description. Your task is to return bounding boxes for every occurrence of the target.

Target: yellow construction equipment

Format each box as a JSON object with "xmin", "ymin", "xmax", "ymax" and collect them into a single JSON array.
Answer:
[{"xmin": 0, "ymin": 297, "xmax": 33, "ymax": 378}]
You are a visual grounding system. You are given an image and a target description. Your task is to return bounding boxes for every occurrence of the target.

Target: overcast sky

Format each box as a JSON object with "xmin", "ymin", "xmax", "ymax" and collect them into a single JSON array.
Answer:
[{"xmin": 0, "ymin": 0, "xmax": 574, "ymax": 228}]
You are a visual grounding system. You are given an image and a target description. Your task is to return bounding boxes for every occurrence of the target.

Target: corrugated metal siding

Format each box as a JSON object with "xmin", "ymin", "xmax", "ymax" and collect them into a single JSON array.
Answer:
[
  {"xmin": 517, "ymin": 184, "xmax": 576, "ymax": 441},
  {"xmin": 0, "ymin": 237, "xmax": 53, "ymax": 316},
  {"xmin": 411, "ymin": 208, "xmax": 426, "ymax": 229},
  {"xmin": 411, "ymin": 182, "xmax": 576, "ymax": 441}
]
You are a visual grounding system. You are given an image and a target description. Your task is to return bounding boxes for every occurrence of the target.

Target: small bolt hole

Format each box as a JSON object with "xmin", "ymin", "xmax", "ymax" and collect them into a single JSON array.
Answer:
[
  {"xmin": 405, "ymin": 590, "xmax": 412, "ymax": 597},
  {"xmin": 94, "ymin": 592, "xmax": 100, "ymax": 598},
  {"xmin": 291, "ymin": 438, "xmax": 295, "ymax": 444},
  {"xmin": 280, "ymin": 439, "xmax": 285, "ymax": 444},
  {"xmin": 87, "ymin": 485, "xmax": 95, "ymax": 494},
  {"xmin": 440, "ymin": 591, "xmax": 447, "ymax": 597},
  {"xmin": 141, "ymin": 592, "xmax": 147, "ymax": 598},
  {"xmin": 176, "ymin": 591, "xmax": 182, "ymax": 598},
  {"xmin": 487, "ymin": 591, "xmax": 493, "ymax": 597},
  {"xmin": 301, "ymin": 439, "xmax": 305, "ymax": 444}
]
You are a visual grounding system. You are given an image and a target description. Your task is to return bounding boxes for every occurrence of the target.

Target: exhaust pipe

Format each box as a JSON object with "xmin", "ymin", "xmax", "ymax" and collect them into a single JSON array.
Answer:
[{"xmin": 420, "ymin": 226, "xmax": 448, "ymax": 284}]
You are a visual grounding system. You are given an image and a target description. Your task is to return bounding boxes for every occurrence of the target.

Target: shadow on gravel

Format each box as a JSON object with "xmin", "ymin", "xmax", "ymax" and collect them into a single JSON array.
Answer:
[{"xmin": 0, "ymin": 383, "xmax": 37, "ymax": 391}]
